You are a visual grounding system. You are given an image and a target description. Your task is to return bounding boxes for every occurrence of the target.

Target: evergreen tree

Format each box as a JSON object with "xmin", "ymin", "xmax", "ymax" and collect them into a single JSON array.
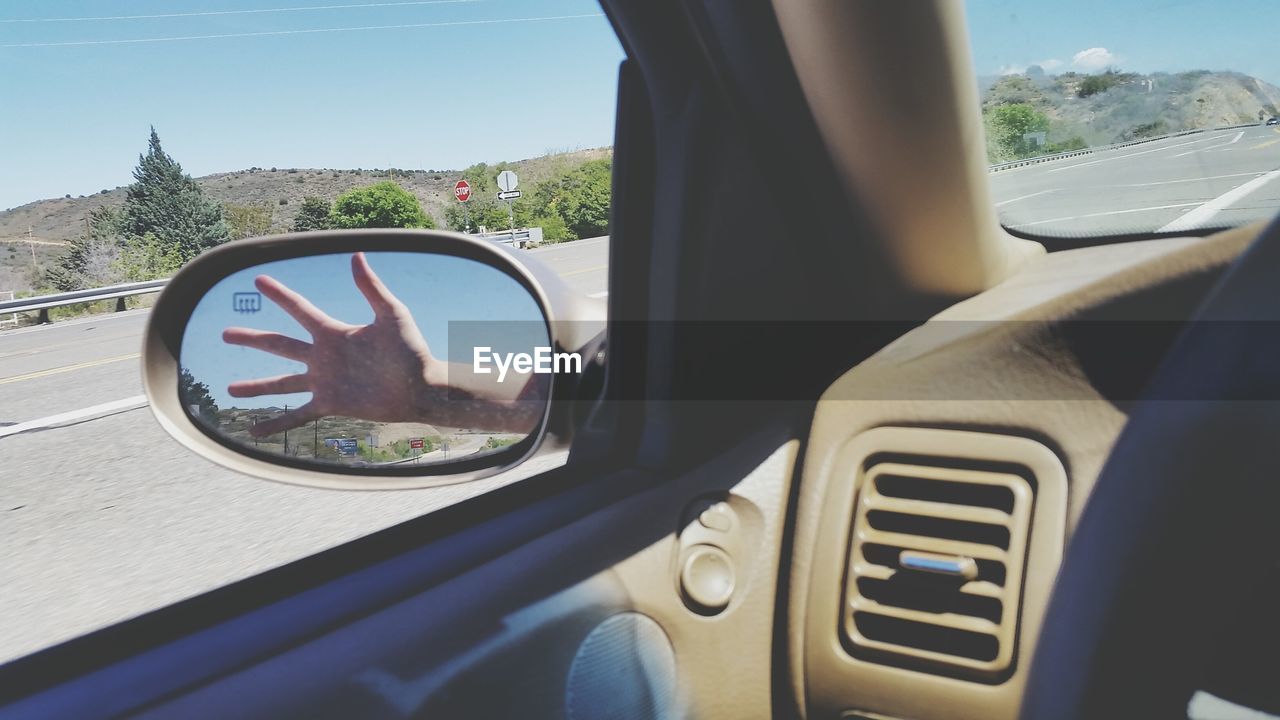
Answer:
[
  {"xmin": 179, "ymin": 367, "xmax": 220, "ymax": 425},
  {"xmin": 121, "ymin": 128, "xmax": 229, "ymax": 260},
  {"xmin": 292, "ymin": 196, "xmax": 334, "ymax": 232}
]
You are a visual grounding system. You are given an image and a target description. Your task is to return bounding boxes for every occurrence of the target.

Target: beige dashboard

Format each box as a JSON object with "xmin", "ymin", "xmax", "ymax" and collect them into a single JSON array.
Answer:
[{"xmin": 788, "ymin": 224, "xmax": 1257, "ymax": 720}]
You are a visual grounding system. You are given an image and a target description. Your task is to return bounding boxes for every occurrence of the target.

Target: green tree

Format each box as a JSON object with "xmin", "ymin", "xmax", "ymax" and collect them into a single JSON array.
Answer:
[
  {"xmin": 113, "ymin": 232, "xmax": 186, "ymax": 281},
  {"xmin": 531, "ymin": 159, "xmax": 612, "ymax": 239},
  {"xmin": 292, "ymin": 196, "xmax": 334, "ymax": 232},
  {"xmin": 121, "ymin": 128, "xmax": 230, "ymax": 260},
  {"xmin": 531, "ymin": 211, "xmax": 572, "ymax": 242},
  {"xmin": 331, "ymin": 181, "xmax": 435, "ymax": 229},
  {"xmin": 179, "ymin": 367, "xmax": 220, "ymax": 425},
  {"xmin": 985, "ymin": 103, "xmax": 1050, "ymax": 161},
  {"xmin": 224, "ymin": 203, "xmax": 274, "ymax": 240}
]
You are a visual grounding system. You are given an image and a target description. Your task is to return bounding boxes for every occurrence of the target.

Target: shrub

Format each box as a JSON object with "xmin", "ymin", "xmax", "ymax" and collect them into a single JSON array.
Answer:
[
  {"xmin": 331, "ymin": 181, "xmax": 434, "ymax": 229},
  {"xmin": 292, "ymin": 196, "xmax": 334, "ymax": 232},
  {"xmin": 224, "ymin": 204, "xmax": 273, "ymax": 241}
]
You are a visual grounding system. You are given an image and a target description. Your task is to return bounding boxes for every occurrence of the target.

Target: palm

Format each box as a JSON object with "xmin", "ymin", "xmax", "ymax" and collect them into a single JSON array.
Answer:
[{"xmin": 222, "ymin": 252, "xmax": 433, "ymax": 437}]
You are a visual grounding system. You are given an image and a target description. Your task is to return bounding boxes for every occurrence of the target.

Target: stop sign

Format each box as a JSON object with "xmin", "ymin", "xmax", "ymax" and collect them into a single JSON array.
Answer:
[{"xmin": 453, "ymin": 180, "xmax": 471, "ymax": 203}]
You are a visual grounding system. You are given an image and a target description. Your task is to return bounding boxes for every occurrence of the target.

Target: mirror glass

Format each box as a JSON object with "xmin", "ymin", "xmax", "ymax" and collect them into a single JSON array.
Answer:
[{"xmin": 178, "ymin": 251, "xmax": 551, "ymax": 471}]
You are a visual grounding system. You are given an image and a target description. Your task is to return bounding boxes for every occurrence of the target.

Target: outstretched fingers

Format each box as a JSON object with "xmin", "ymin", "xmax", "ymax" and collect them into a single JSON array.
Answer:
[
  {"xmin": 222, "ymin": 327, "xmax": 311, "ymax": 362},
  {"xmin": 227, "ymin": 373, "xmax": 310, "ymax": 398},
  {"xmin": 255, "ymin": 275, "xmax": 333, "ymax": 333},
  {"xmin": 248, "ymin": 402, "xmax": 319, "ymax": 438},
  {"xmin": 351, "ymin": 252, "xmax": 403, "ymax": 317}
]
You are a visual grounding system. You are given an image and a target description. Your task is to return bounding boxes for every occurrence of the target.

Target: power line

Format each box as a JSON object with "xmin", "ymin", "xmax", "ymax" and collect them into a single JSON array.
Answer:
[
  {"xmin": 0, "ymin": 0, "xmax": 479, "ymax": 24},
  {"xmin": 0, "ymin": 13, "xmax": 605, "ymax": 48}
]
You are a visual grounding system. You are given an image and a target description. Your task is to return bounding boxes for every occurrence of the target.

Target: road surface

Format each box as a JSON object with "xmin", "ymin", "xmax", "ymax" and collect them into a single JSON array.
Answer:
[
  {"xmin": 0, "ymin": 236, "xmax": 607, "ymax": 663},
  {"xmin": 991, "ymin": 125, "xmax": 1280, "ymax": 234}
]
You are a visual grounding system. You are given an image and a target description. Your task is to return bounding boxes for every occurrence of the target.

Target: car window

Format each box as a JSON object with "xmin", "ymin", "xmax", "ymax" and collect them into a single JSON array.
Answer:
[
  {"xmin": 966, "ymin": 0, "xmax": 1280, "ymax": 237},
  {"xmin": 0, "ymin": 0, "xmax": 621, "ymax": 663}
]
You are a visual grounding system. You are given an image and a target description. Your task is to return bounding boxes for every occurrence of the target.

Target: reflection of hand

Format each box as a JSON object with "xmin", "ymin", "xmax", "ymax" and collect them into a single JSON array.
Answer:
[{"xmin": 224, "ymin": 252, "xmax": 434, "ymax": 437}]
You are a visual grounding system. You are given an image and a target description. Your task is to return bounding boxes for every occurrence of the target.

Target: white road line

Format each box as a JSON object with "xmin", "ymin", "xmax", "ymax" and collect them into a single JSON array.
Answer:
[
  {"xmin": 994, "ymin": 189, "xmax": 1055, "ymax": 208},
  {"xmin": 587, "ymin": 290, "xmax": 609, "ymax": 298},
  {"xmin": 1113, "ymin": 171, "xmax": 1266, "ymax": 188},
  {"xmin": 1174, "ymin": 130, "xmax": 1245, "ymax": 157},
  {"xmin": 0, "ymin": 395, "xmax": 148, "ymax": 438},
  {"xmin": 1048, "ymin": 133, "xmax": 1231, "ymax": 173},
  {"xmin": 1159, "ymin": 170, "xmax": 1280, "ymax": 233},
  {"xmin": 1012, "ymin": 202, "xmax": 1203, "ymax": 228}
]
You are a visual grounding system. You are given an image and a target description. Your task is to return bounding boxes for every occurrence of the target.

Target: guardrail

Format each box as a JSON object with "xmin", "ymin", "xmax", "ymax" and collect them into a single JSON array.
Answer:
[
  {"xmin": 987, "ymin": 122, "xmax": 1261, "ymax": 173},
  {"xmin": 474, "ymin": 227, "xmax": 544, "ymax": 248},
  {"xmin": 0, "ymin": 279, "xmax": 167, "ymax": 325},
  {"xmin": 0, "ymin": 229, "xmax": 552, "ymax": 327}
]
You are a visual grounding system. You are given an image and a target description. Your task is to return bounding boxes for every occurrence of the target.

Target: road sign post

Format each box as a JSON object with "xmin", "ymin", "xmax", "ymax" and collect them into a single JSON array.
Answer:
[
  {"xmin": 454, "ymin": 180, "xmax": 472, "ymax": 232},
  {"xmin": 496, "ymin": 171, "xmax": 519, "ymax": 242}
]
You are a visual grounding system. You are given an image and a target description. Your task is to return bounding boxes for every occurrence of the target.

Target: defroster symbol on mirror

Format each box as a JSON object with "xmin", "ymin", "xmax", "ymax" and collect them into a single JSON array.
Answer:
[{"xmin": 232, "ymin": 292, "xmax": 262, "ymax": 314}]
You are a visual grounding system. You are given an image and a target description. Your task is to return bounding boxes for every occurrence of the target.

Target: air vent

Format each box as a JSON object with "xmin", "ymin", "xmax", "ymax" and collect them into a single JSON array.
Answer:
[{"xmin": 845, "ymin": 461, "xmax": 1033, "ymax": 680}]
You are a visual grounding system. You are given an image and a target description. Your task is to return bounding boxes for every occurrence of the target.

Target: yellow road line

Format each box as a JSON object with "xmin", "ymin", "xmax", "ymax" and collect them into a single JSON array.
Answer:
[
  {"xmin": 1251, "ymin": 138, "xmax": 1280, "ymax": 150},
  {"xmin": 558, "ymin": 264, "xmax": 608, "ymax": 278},
  {"xmin": 0, "ymin": 352, "xmax": 140, "ymax": 385}
]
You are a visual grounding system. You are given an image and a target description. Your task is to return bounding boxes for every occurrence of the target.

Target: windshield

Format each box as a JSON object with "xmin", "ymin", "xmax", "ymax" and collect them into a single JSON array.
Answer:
[{"xmin": 967, "ymin": 0, "xmax": 1280, "ymax": 237}]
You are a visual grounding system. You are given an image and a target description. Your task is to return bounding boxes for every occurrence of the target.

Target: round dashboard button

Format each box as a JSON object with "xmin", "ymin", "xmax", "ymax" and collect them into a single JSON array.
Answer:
[{"xmin": 680, "ymin": 545, "xmax": 736, "ymax": 612}]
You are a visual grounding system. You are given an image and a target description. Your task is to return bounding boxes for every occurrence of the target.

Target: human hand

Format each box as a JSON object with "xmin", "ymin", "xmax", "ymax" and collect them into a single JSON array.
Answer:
[{"xmin": 223, "ymin": 252, "xmax": 435, "ymax": 437}]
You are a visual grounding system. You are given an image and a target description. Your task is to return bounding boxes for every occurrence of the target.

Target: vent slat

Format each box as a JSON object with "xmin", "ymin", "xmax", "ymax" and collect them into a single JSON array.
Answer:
[
  {"xmin": 853, "ymin": 564, "xmax": 1008, "ymax": 600},
  {"xmin": 863, "ymin": 493, "xmax": 1014, "ymax": 527},
  {"xmin": 850, "ymin": 598, "xmax": 1000, "ymax": 636},
  {"xmin": 856, "ymin": 528, "xmax": 1008, "ymax": 562}
]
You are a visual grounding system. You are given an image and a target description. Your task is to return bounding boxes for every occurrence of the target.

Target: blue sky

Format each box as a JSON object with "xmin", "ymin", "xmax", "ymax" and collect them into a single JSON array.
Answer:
[
  {"xmin": 181, "ymin": 251, "xmax": 547, "ymax": 407},
  {"xmin": 6, "ymin": 1, "xmax": 1279, "ymax": 211},
  {"xmin": 966, "ymin": 0, "xmax": 1280, "ymax": 83},
  {"xmin": 0, "ymin": 0, "xmax": 623, "ymax": 209}
]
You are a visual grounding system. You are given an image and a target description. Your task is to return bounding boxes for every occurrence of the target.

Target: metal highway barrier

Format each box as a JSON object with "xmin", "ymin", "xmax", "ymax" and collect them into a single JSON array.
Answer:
[
  {"xmin": 0, "ymin": 229, "xmax": 552, "ymax": 326},
  {"xmin": 987, "ymin": 121, "xmax": 1261, "ymax": 173},
  {"xmin": 0, "ymin": 279, "xmax": 168, "ymax": 324},
  {"xmin": 474, "ymin": 227, "xmax": 544, "ymax": 248}
]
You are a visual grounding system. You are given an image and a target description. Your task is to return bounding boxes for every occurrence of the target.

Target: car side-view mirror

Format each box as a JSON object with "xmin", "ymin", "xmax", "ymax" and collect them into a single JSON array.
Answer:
[{"xmin": 142, "ymin": 229, "xmax": 602, "ymax": 490}]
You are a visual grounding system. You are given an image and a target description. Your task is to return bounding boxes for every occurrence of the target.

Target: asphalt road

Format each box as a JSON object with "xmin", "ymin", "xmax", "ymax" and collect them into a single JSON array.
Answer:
[
  {"xmin": 4, "ymin": 126, "xmax": 1280, "ymax": 666},
  {"xmin": 991, "ymin": 124, "xmax": 1280, "ymax": 235},
  {"xmin": 0, "ymin": 236, "xmax": 608, "ymax": 663}
]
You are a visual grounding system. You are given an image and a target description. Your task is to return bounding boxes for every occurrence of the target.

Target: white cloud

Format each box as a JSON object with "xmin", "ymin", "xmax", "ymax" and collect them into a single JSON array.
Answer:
[
  {"xmin": 1039, "ymin": 59, "xmax": 1063, "ymax": 71},
  {"xmin": 1072, "ymin": 47, "xmax": 1119, "ymax": 72},
  {"xmin": 998, "ymin": 64, "xmax": 1027, "ymax": 76}
]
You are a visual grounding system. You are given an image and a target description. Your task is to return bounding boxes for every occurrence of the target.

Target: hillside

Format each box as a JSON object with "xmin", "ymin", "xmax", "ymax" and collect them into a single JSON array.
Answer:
[
  {"xmin": 0, "ymin": 147, "xmax": 611, "ymax": 293},
  {"xmin": 980, "ymin": 69, "xmax": 1280, "ymax": 162}
]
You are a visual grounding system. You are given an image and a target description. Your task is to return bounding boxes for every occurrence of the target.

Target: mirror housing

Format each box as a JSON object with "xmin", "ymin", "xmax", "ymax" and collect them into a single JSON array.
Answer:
[{"xmin": 142, "ymin": 229, "xmax": 604, "ymax": 490}]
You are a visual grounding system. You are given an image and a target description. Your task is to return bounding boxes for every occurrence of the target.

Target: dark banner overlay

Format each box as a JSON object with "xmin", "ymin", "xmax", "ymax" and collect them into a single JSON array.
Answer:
[{"xmin": 446, "ymin": 320, "xmax": 1280, "ymax": 402}]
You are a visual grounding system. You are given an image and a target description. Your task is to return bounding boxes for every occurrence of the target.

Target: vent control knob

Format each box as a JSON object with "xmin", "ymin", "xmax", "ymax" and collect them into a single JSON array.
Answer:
[{"xmin": 680, "ymin": 545, "xmax": 735, "ymax": 613}]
